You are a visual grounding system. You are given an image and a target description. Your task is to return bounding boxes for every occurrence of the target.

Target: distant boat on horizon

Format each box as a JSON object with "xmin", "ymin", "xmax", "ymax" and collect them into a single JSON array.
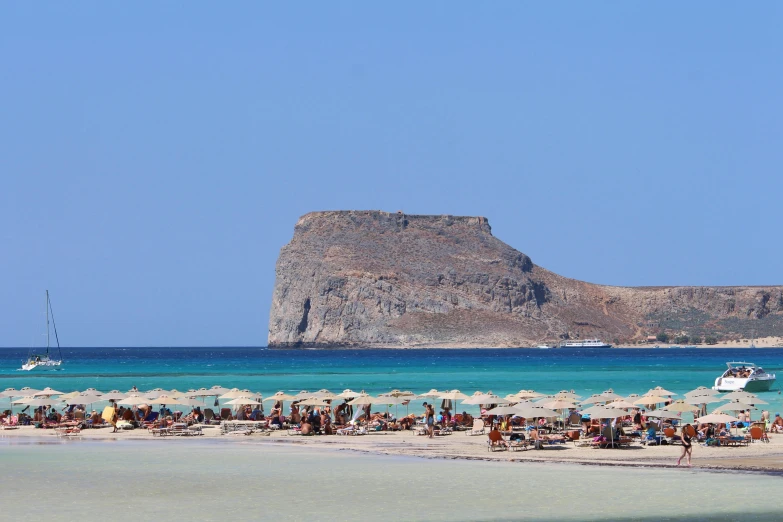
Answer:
[
  {"xmin": 559, "ymin": 339, "xmax": 612, "ymax": 348},
  {"xmin": 20, "ymin": 290, "xmax": 63, "ymax": 371}
]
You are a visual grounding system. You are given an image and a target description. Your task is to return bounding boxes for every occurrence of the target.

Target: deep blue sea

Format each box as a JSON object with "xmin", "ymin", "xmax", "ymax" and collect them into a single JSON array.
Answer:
[{"xmin": 2, "ymin": 347, "xmax": 783, "ymax": 414}]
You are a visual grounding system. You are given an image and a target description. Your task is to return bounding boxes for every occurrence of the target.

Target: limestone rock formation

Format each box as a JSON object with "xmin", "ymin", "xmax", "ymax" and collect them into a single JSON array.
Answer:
[{"xmin": 268, "ymin": 211, "xmax": 783, "ymax": 347}]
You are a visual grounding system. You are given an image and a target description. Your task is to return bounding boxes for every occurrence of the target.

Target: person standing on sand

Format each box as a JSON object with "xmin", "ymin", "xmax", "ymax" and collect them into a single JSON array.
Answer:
[
  {"xmin": 426, "ymin": 404, "xmax": 435, "ymax": 438},
  {"xmin": 677, "ymin": 424, "xmax": 693, "ymax": 467}
]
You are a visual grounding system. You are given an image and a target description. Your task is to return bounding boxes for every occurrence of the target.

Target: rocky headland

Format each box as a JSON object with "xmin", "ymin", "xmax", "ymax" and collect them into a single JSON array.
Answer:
[{"xmin": 268, "ymin": 211, "xmax": 783, "ymax": 348}]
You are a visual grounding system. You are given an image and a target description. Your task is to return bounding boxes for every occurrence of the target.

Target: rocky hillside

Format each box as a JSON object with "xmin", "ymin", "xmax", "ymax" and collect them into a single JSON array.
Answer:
[{"xmin": 268, "ymin": 211, "xmax": 783, "ymax": 347}]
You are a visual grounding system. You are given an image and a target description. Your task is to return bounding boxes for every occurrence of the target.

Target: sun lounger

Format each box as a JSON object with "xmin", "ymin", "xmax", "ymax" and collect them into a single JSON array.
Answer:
[
  {"xmin": 336, "ymin": 426, "xmax": 366, "ymax": 435},
  {"xmin": 55, "ymin": 425, "xmax": 81, "ymax": 437},
  {"xmin": 1, "ymin": 415, "xmax": 20, "ymax": 430},
  {"xmin": 487, "ymin": 430, "xmax": 509, "ymax": 451},
  {"xmin": 466, "ymin": 419, "xmax": 486, "ymax": 436},
  {"xmin": 509, "ymin": 440, "xmax": 530, "ymax": 451}
]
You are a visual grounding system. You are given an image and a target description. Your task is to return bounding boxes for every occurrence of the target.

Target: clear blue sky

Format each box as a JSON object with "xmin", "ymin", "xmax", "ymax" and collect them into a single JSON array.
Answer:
[{"xmin": 2, "ymin": 3, "xmax": 781, "ymax": 347}]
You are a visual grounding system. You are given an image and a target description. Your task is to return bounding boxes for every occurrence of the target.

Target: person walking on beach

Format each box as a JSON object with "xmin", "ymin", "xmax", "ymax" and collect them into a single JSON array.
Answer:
[
  {"xmin": 426, "ymin": 404, "xmax": 435, "ymax": 438},
  {"xmin": 677, "ymin": 424, "xmax": 693, "ymax": 467}
]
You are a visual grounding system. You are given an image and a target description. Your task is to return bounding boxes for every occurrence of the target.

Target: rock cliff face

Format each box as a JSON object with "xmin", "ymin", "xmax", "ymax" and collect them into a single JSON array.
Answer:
[{"xmin": 268, "ymin": 211, "xmax": 783, "ymax": 347}]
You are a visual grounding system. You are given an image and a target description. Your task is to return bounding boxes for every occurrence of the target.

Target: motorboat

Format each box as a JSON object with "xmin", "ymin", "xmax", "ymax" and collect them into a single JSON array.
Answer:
[{"xmin": 712, "ymin": 362, "xmax": 775, "ymax": 392}]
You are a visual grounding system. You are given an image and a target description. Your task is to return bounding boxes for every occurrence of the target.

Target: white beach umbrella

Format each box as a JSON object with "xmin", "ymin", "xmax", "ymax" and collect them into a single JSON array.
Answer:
[
  {"xmin": 190, "ymin": 388, "xmax": 213, "ymax": 397},
  {"xmin": 347, "ymin": 394, "xmax": 375, "ymax": 406},
  {"xmin": 296, "ymin": 397, "xmax": 331, "ymax": 407},
  {"xmin": 18, "ymin": 387, "xmax": 42, "ymax": 396},
  {"xmin": 174, "ymin": 397, "xmax": 207, "ymax": 407},
  {"xmin": 100, "ymin": 391, "xmax": 128, "ymax": 401},
  {"xmin": 513, "ymin": 403, "xmax": 559, "ymax": 419},
  {"xmin": 224, "ymin": 397, "xmax": 263, "ymax": 406},
  {"xmin": 14, "ymin": 397, "xmax": 62, "ymax": 407},
  {"xmin": 292, "ymin": 390, "xmax": 314, "ymax": 400},
  {"xmin": 417, "ymin": 389, "xmax": 442, "ymax": 399},
  {"xmin": 312, "ymin": 389, "xmax": 337, "ymax": 399},
  {"xmin": 511, "ymin": 390, "xmax": 544, "ymax": 400},
  {"xmin": 543, "ymin": 399, "xmax": 577, "ymax": 409},
  {"xmin": 715, "ymin": 402, "xmax": 758, "ymax": 413},
  {"xmin": 695, "ymin": 413, "xmax": 739, "ymax": 424},
  {"xmin": 553, "ymin": 390, "xmax": 581, "ymax": 400},
  {"xmin": 644, "ymin": 410, "xmax": 681, "ymax": 420},
  {"xmin": 58, "ymin": 391, "xmax": 82, "ymax": 401},
  {"xmin": 634, "ymin": 395, "xmax": 669, "ymax": 406},
  {"xmin": 70, "ymin": 394, "xmax": 104, "ymax": 405},
  {"xmin": 118, "ymin": 395, "xmax": 150, "ymax": 406},
  {"xmin": 378, "ymin": 389, "xmax": 416, "ymax": 399},
  {"xmin": 721, "ymin": 391, "xmax": 761, "ymax": 402},
  {"xmin": 336, "ymin": 389, "xmax": 361, "ymax": 399},
  {"xmin": 145, "ymin": 389, "xmax": 169, "ymax": 399},
  {"xmin": 684, "ymin": 386, "xmax": 719, "ymax": 397},
  {"xmin": 263, "ymin": 391, "xmax": 296, "ymax": 402},
  {"xmin": 206, "ymin": 386, "xmax": 230, "ymax": 395},
  {"xmin": 485, "ymin": 405, "xmax": 522, "ymax": 416},
  {"xmin": 464, "ymin": 394, "xmax": 511, "ymax": 406},
  {"xmin": 606, "ymin": 400, "xmax": 636, "ymax": 410},
  {"xmin": 646, "ymin": 386, "xmax": 676, "ymax": 396},
  {"xmin": 580, "ymin": 394, "xmax": 609, "ymax": 406},
  {"xmin": 152, "ymin": 395, "xmax": 182, "ymax": 406},
  {"xmin": 662, "ymin": 400, "xmax": 699, "ymax": 413},
  {"xmin": 683, "ymin": 395, "xmax": 722, "ymax": 405},
  {"xmin": 219, "ymin": 389, "xmax": 248, "ymax": 400},
  {"xmin": 33, "ymin": 387, "xmax": 65, "ymax": 396},
  {"xmin": 599, "ymin": 389, "xmax": 623, "ymax": 400}
]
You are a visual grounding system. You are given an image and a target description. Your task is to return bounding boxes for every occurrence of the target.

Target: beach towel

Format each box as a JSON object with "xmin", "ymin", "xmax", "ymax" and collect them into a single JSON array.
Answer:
[{"xmin": 102, "ymin": 406, "xmax": 117, "ymax": 425}]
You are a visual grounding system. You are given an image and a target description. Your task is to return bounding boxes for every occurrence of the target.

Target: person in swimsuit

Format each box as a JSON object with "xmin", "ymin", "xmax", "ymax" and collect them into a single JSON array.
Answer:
[
  {"xmin": 426, "ymin": 404, "xmax": 435, "ymax": 438},
  {"xmin": 677, "ymin": 424, "xmax": 693, "ymax": 467}
]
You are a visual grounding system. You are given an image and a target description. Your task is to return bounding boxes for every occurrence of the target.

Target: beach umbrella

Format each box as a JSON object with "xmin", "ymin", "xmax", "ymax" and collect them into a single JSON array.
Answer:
[
  {"xmin": 13, "ymin": 397, "xmax": 61, "ymax": 407},
  {"xmin": 378, "ymin": 389, "xmax": 415, "ymax": 398},
  {"xmin": 695, "ymin": 413, "xmax": 739, "ymax": 424},
  {"xmin": 542, "ymin": 399, "xmax": 577, "ymax": 409},
  {"xmin": 224, "ymin": 397, "xmax": 263, "ymax": 406},
  {"xmin": 683, "ymin": 395, "xmax": 722, "ymax": 405},
  {"xmin": 715, "ymin": 402, "xmax": 758, "ymax": 413},
  {"xmin": 264, "ymin": 392, "xmax": 295, "ymax": 401},
  {"xmin": 153, "ymin": 395, "xmax": 182, "ymax": 406},
  {"xmin": 101, "ymin": 391, "xmax": 128, "ymax": 401},
  {"xmin": 599, "ymin": 389, "xmax": 623, "ymax": 400},
  {"xmin": 462, "ymin": 392, "xmax": 490, "ymax": 405},
  {"xmin": 312, "ymin": 389, "xmax": 337, "ymax": 399},
  {"xmin": 208, "ymin": 386, "xmax": 231, "ymax": 395},
  {"xmin": 644, "ymin": 410, "xmax": 681, "ymax": 420},
  {"xmin": 417, "ymin": 389, "xmax": 441, "ymax": 399},
  {"xmin": 58, "ymin": 391, "xmax": 82, "ymax": 401},
  {"xmin": 684, "ymin": 386, "xmax": 719, "ymax": 397},
  {"xmin": 33, "ymin": 387, "xmax": 64, "ymax": 396},
  {"xmin": 219, "ymin": 389, "xmax": 248, "ymax": 400},
  {"xmin": 606, "ymin": 399, "xmax": 636, "ymax": 410},
  {"xmin": 263, "ymin": 391, "xmax": 296, "ymax": 402},
  {"xmin": 335, "ymin": 389, "xmax": 361, "ymax": 399},
  {"xmin": 71, "ymin": 394, "xmax": 104, "ymax": 405},
  {"xmin": 347, "ymin": 394, "xmax": 375, "ymax": 406},
  {"xmin": 174, "ymin": 397, "xmax": 206, "ymax": 407},
  {"xmin": 465, "ymin": 394, "xmax": 511, "ymax": 407},
  {"xmin": 190, "ymin": 388, "xmax": 213, "ymax": 397},
  {"xmin": 646, "ymin": 386, "xmax": 676, "ymax": 396},
  {"xmin": 634, "ymin": 395, "xmax": 669, "ymax": 406},
  {"xmin": 145, "ymin": 389, "xmax": 169, "ymax": 399},
  {"xmin": 580, "ymin": 394, "xmax": 610, "ymax": 406},
  {"xmin": 292, "ymin": 390, "xmax": 315, "ymax": 400},
  {"xmin": 624, "ymin": 394, "xmax": 640, "ymax": 402},
  {"xmin": 18, "ymin": 387, "xmax": 42, "ymax": 396},
  {"xmin": 118, "ymin": 395, "xmax": 150, "ymax": 406},
  {"xmin": 438, "ymin": 390, "xmax": 468, "ymax": 413},
  {"xmin": 721, "ymin": 391, "xmax": 760, "ymax": 402},
  {"xmin": 296, "ymin": 397, "xmax": 331, "ymax": 407},
  {"xmin": 662, "ymin": 400, "xmax": 699, "ymax": 413},
  {"xmin": 484, "ymin": 405, "xmax": 522, "ymax": 416},
  {"xmin": 513, "ymin": 403, "xmax": 559, "ymax": 419},
  {"xmin": 553, "ymin": 390, "xmax": 581, "ymax": 399}
]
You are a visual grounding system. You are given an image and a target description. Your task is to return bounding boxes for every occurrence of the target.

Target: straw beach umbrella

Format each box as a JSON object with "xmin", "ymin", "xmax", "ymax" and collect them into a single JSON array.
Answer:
[
  {"xmin": 336, "ymin": 389, "xmax": 361, "ymax": 399},
  {"xmin": 634, "ymin": 395, "xmax": 669, "ymax": 406},
  {"xmin": 225, "ymin": 397, "xmax": 263, "ymax": 406},
  {"xmin": 721, "ymin": 391, "xmax": 762, "ymax": 402},
  {"xmin": 646, "ymin": 387, "xmax": 676, "ymax": 397},
  {"xmin": 662, "ymin": 400, "xmax": 699, "ymax": 413},
  {"xmin": 695, "ymin": 413, "xmax": 739, "ymax": 424},
  {"xmin": 606, "ymin": 399, "xmax": 636, "ymax": 410},
  {"xmin": 33, "ymin": 387, "xmax": 64, "ymax": 396},
  {"xmin": 417, "ymin": 389, "xmax": 441, "ymax": 399},
  {"xmin": 580, "ymin": 394, "xmax": 609, "ymax": 406},
  {"xmin": 598, "ymin": 389, "xmax": 623, "ymax": 401},
  {"xmin": 100, "ymin": 391, "xmax": 128, "ymax": 401}
]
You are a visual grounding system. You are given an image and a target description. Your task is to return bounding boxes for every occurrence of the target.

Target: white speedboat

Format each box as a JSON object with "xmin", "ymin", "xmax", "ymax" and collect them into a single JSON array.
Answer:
[
  {"xmin": 712, "ymin": 362, "xmax": 775, "ymax": 392},
  {"xmin": 20, "ymin": 290, "xmax": 64, "ymax": 371},
  {"xmin": 559, "ymin": 339, "xmax": 612, "ymax": 348}
]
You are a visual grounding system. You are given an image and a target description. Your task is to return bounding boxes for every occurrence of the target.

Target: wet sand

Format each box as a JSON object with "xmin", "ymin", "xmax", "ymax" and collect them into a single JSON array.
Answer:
[{"xmin": 4, "ymin": 424, "xmax": 783, "ymax": 473}]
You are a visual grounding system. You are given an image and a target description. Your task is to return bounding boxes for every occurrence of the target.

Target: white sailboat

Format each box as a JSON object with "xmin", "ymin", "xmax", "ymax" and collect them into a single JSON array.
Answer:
[{"xmin": 20, "ymin": 290, "xmax": 64, "ymax": 371}]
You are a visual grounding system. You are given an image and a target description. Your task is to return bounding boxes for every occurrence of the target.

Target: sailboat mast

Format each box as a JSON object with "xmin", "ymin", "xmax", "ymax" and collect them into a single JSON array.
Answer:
[{"xmin": 46, "ymin": 290, "xmax": 50, "ymax": 356}]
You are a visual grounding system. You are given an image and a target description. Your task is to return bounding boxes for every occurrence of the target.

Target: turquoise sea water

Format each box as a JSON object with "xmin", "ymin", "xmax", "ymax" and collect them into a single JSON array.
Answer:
[
  {"xmin": 1, "ymin": 347, "xmax": 782, "ymax": 415},
  {"xmin": 2, "ymin": 438, "xmax": 782, "ymax": 521}
]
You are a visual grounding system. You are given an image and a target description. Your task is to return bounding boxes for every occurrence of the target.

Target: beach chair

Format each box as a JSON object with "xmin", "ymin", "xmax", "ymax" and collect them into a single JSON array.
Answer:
[
  {"xmin": 220, "ymin": 408, "xmax": 233, "ymax": 421},
  {"xmin": 1, "ymin": 415, "xmax": 19, "ymax": 430},
  {"xmin": 466, "ymin": 419, "xmax": 486, "ymax": 436},
  {"xmin": 487, "ymin": 430, "xmax": 509, "ymax": 451},
  {"xmin": 567, "ymin": 412, "xmax": 582, "ymax": 429},
  {"xmin": 749, "ymin": 426, "xmax": 769, "ymax": 443}
]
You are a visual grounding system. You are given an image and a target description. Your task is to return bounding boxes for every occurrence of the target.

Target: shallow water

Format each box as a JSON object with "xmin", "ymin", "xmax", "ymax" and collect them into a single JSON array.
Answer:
[
  {"xmin": 1, "ymin": 438, "xmax": 780, "ymax": 521},
  {"xmin": 2, "ymin": 347, "xmax": 782, "ymax": 417}
]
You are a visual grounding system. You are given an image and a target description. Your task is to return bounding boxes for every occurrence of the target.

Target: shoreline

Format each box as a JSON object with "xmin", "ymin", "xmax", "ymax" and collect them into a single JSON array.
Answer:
[{"xmin": 5, "ymin": 425, "xmax": 783, "ymax": 475}]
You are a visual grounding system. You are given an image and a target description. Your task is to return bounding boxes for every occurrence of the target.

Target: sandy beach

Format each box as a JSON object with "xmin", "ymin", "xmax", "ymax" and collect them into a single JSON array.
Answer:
[{"xmin": 4, "ymin": 424, "xmax": 783, "ymax": 474}]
